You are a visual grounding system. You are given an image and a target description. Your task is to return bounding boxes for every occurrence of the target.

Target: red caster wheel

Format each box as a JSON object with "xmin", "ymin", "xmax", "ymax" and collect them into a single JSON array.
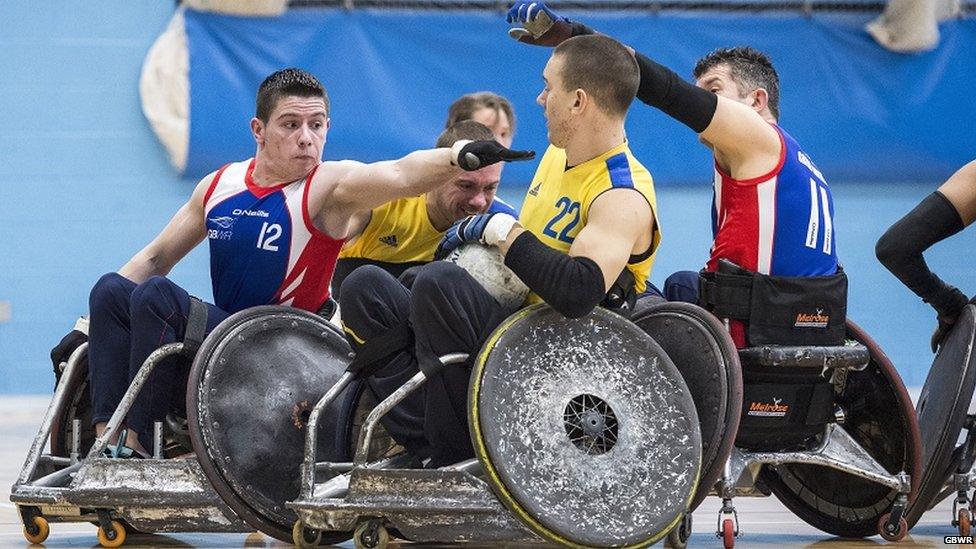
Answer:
[
  {"xmin": 959, "ymin": 508, "xmax": 972, "ymax": 537},
  {"xmin": 877, "ymin": 512, "xmax": 908, "ymax": 542},
  {"xmin": 721, "ymin": 518, "xmax": 735, "ymax": 549}
]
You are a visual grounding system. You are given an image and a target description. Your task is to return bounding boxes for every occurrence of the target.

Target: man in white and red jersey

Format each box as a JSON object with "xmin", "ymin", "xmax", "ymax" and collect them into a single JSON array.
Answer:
[
  {"xmin": 506, "ymin": 4, "xmax": 839, "ymax": 345},
  {"xmin": 48, "ymin": 68, "xmax": 532, "ymax": 457}
]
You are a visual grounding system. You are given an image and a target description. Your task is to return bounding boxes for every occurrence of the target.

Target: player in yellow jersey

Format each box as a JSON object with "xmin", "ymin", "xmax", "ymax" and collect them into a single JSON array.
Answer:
[
  {"xmin": 331, "ymin": 120, "xmax": 517, "ymax": 299},
  {"xmin": 339, "ymin": 35, "xmax": 658, "ymax": 467}
]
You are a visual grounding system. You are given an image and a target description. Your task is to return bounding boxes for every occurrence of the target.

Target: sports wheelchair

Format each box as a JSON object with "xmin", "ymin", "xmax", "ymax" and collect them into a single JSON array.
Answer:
[
  {"xmin": 11, "ymin": 305, "xmax": 354, "ymax": 547},
  {"xmin": 289, "ymin": 304, "xmax": 703, "ymax": 548}
]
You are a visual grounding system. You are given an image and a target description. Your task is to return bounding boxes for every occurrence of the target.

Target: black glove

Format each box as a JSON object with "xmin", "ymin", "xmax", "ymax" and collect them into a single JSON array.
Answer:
[
  {"xmin": 931, "ymin": 294, "xmax": 976, "ymax": 353},
  {"xmin": 453, "ymin": 140, "xmax": 535, "ymax": 171},
  {"xmin": 50, "ymin": 319, "xmax": 88, "ymax": 387},
  {"xmin": 929, "ymin": 287, "xmax": 970, "ymax": 353}
]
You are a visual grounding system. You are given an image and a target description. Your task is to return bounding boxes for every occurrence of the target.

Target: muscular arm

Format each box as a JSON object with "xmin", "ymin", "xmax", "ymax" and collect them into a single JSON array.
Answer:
[
  {"xmin": 632, "ymin": 52, "xmax": 781, "ymax": 179},
  {"xmin": 501, "ymin": 189, "xmax": 654, "ymax": 317},
  {"xmin": 321, "ymin": 148, "xmax": 459, "ymax": 217},
  {"xmin": 117, "ymin": 172, "xmax": 213, "ymax": 283},
  {"xmin": 508, "ymin": 7, "xmax": 781, "ymax": 180},
  {"xmin": 875, "ymin": 162, "xmax": 976, "ymax": 341},
  {"xmin": 938, "ymin": 160, "xmax": 976, "ymax": 225}
]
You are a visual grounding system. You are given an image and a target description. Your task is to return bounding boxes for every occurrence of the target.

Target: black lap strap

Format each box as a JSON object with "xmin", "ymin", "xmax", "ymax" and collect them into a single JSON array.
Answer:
[
  {"xmin": 699, "ymin": 267, "xmax": 753, "ymax": 320},
  {"xmin": 347, "ymin": 322, "xmax": 414, "ymax": 377},
  {"xmin": 182, "ymin": 297, "xmax": 209, "ymax": 357}
]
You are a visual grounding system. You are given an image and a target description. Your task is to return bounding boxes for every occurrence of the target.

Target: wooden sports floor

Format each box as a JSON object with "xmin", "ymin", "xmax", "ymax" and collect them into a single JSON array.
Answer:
[{"xmin": 0, "ymin": 396, "xmax": 965, "ymax": 548}]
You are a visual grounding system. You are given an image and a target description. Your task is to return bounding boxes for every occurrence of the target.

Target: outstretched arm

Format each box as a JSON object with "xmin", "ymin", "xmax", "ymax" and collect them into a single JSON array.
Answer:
[
  {"xmin": 506, "ymin": 1, "xmax": 780, "ymax": 176},
  {"xmin": 323, "ymin": 140, "xmax": 534, "ymax": 215},
  {"xmin": 117, "ymin": 171, "xmax": 214, "ymax": 283},
  {"xmin": 876, "ymin": 160, "xmax": 976, "ymax": 351}
]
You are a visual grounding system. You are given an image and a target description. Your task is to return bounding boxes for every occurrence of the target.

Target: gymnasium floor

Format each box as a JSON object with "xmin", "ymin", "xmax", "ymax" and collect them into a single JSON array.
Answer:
[{"xmin": 0, "ymin": 394, "xmax": 967, "ymax": 548}]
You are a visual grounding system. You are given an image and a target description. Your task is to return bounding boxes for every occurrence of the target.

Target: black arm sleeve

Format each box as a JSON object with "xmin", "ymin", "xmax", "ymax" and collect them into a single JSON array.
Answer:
[
  {"xmin": 504, "ymin": 231, "xmax": 606, "ymax": 319},
  {"xmin": 634, "ymin": 52, "xmax": 717, "ymax": 133},
  {"xmin": 876, "ymin": 191, "xmax": 968, "ymax": 317}
]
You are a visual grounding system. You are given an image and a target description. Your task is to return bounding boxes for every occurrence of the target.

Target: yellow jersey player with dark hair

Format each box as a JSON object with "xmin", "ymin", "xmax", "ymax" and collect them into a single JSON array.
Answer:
[{"xmin": 331, "ymin": 120, "xmax": 517, "ymax": 298}]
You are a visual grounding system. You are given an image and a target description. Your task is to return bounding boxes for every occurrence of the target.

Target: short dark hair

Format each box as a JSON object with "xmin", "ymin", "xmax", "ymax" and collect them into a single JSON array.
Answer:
[
  {"xmin": 445, "ymin": 92, "xmax": 517, "ymax": 135},
  {"xmin": 693, "ymin": 47, "xmax": 780, "ymax": 119},
  {"xmin": 553, "ymin": 35, "xmax": 639, "ymax": 118},
  {"xmin": 436, "ymin": 120, "xmax": 495, "ymax": 148},
  {"xmin": 255, "ymin": 68, "xmax": 329, "ymax": 123}
]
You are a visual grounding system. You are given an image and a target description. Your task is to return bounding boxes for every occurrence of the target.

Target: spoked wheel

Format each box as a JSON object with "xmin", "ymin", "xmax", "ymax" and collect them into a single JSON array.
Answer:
[
  {"xmin": 958, "ymin": 508, "xmax": 972, "ymax": 537},
  {"xmin": 354, "ymin": 519, "xmax": 389, "ymax": 549},
  {"xmin": 22, "ymin": 515, "xmax": 49, "ymax": 545},
  {"xmin": 877, "ymin": 512, "xmax": 908, "ymax": 542},
  {"xmin": 721, "ymin": 518, "xmax": 736, "ymax": 549}
]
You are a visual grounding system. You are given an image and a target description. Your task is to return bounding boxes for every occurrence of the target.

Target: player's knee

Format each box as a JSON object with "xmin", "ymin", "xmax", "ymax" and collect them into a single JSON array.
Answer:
[
  {"xmin": 410, "ymin": 262, "xmax": 461, "ymax": 306},
  {"xmin": 89, "ymin": 272, "xmax": 132, "ymax": 315},
  {"xmin": 339, "ymin": 265, "xmax": 399, "ymax": 315},
  {"xmin": 664, "ymin": 270, "xmax": 700, "ymax": 303},
  {"xmin": 129, "ymin": 276, "xmax": 178, "ymax": 316}
]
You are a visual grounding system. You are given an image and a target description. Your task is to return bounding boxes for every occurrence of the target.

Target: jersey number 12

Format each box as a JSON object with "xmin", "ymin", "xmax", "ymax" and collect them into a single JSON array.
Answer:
[{"xmin": 257, "ymin": 222, "xmax": 282, "ymax": 251}]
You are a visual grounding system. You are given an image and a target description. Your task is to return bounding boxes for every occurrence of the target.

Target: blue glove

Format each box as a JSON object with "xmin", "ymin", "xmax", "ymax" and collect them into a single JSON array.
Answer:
[
  {"xmin": 505, "ymin": 1, "xmax": 593, "ymax": 46},
  {"xmin": 436, "ymin": 214, "xmax": 497, "ymax": 260},
  {"xmin": 507, "ymin": 0, "xmax": 563, "ymax": 26},
  {"xmin": 435, "ymin": 212, "xmax": 519, "ymax": 260}
]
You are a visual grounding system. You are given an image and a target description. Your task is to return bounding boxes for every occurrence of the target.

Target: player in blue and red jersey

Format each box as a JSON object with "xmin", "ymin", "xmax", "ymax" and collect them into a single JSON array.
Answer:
[
  {"xmin": 506, "ymin": 4, "xmax": 839, "ymax": 345},
  {"xmin": 48, "ymin": 68, "xmax": 532, "ymax": 457}
]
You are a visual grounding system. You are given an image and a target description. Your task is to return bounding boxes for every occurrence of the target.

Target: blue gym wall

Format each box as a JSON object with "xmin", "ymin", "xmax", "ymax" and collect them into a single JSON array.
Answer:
[{"xmin": 0, "ymin": 2, "xmax": 973, "ymax": 394}]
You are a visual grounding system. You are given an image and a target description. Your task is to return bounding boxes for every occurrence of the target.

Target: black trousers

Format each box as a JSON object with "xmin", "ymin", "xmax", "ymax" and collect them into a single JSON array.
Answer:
[{"xmin": 340, "ymin": 262, "xmax": 510, "ymax": 466}]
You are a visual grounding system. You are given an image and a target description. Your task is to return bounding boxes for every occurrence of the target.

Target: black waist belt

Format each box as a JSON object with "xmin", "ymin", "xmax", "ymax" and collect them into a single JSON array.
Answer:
[
  {"xmin": 698, "ymin": 269, "xmax": 753, "ymax": 320},
  {"xmin": 699, "ymin": 259, "xmax": 848, "ymax": 346}
]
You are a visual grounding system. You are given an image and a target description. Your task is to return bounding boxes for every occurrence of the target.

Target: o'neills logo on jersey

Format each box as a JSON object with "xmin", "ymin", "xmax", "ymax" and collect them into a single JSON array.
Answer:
[
  {"xmin": 748, "ymin": 398, "xmax": 789, "ymax": 417},
  {"xmin": 232, "ymin": 208, "xmax": 269, "ymax": 218},
  {"xmin": 795, "ymin": 308, "xmax": 829, "ymax": 329}
]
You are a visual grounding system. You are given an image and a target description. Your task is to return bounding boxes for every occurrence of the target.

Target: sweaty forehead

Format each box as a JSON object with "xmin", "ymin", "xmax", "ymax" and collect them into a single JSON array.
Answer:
[
  {"xmin": 272, "ymin": 96, "xmax": 327, "ymax": 118},
  {"xmin": 456, "ymin": 164, "xmax": 502, "ymax": 187}
]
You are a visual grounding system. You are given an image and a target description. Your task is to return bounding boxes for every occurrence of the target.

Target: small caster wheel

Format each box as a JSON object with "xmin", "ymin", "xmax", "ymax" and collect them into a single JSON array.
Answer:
[
  {"xmin": 721, "ymin": 518, "xmax": 735, "ymax": 549},
  {"xmin": 354, "ymin": 520, "xmax": 389, "ymax": 549},
  {"xmin": 97, "ymin": 519, "xmax": 126, "ymax": 548},
  {"xmin": 665, "ymin": 513, "xmax": 691, "ymax": 549},
  {"xmin": 23, "ymin": 516, "xmax": 50, "ymax": 545},
  {"xmin": 877, "ymin": 512, "xmax": 908, "ymax": 542},
  {"xmin": 959, "ymin": 508, "xmax": 972, "ymax": 537},
  {"xmin": 293, "ymin": 520, "xmax": 322, "ymax": 548}
]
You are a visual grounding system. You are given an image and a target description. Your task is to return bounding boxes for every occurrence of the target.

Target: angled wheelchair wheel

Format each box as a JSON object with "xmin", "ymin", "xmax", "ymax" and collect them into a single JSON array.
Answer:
[
  {"xmin": 470, "ymin": 305, "xmax": 701, "ymax": 548},
  {"xmin": 631, "ymin": 301, "xmax": 742, "ymax": 510},
  {"xmin": 187, "ymin": 306, "xmax": 355, "ymax": 544},
  {"xmin": 904, "ymin": 305, "xmax": 976, "ymax": 526},
  {"xmin": 761, "ymin": 319, "xmax": 922, "ymax": 538}
]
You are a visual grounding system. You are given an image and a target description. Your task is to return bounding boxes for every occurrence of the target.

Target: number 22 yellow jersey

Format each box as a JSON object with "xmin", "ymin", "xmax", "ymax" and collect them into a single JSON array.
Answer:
[{"xmin": 518, "ymin": 142, "xmax": 661, "ymax": 304}]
